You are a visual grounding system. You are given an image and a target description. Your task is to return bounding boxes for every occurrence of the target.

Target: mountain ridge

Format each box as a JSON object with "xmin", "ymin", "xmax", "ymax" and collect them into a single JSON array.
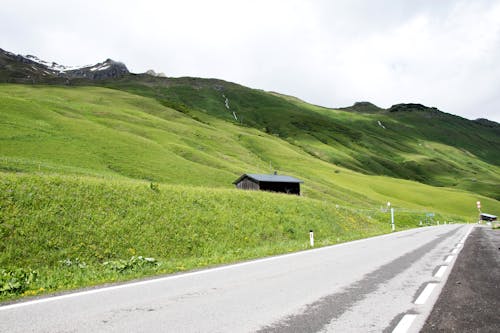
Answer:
[
  {"xmin": 1, "ymin": 48, "xmax": 497, "ymax": 125},
  {"xmin": 0, "ymin": 48, "xmax": 498, "ymax": 303},
  {"xmin": 0, "ymin": 48, "xmax": 129, "ymax": 83},
  {"xmin": 0, "ymin": 48, "xmax": 499, "ymax": 199}
]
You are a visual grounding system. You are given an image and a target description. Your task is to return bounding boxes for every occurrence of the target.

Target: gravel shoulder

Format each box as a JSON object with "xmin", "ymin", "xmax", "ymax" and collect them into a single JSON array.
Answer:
[{"xmin": 421, "ymin": 226, "xmax": 500, "ymax": 332}]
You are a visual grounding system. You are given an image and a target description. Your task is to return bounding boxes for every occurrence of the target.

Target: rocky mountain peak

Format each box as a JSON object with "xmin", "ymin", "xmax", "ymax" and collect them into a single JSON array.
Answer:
[
  {"xmin": 63, "ymin": 59, "xmax": 129, "ymax": 80},
  {"xmin": 388, "ymin": 103, "xmax": 439, "ymax": 113},
  {"xmin": 0, "ymin": 48, "xmax": 129, "ymax": 82}
]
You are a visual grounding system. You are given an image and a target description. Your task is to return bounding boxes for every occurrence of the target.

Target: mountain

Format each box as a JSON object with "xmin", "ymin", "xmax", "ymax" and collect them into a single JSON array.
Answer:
[
  {"xmin": 473, "ymin": 118, "xmax": 499, "ymax": 128},
  {"xmin": 0, "ymin": 48, "xmax": 128, "ymax": 83},
  {"xmin": 93, "ymin": 75, "xmax": 499, "ymax": 199},
  {"xmin": 0, "ymin": 49, "xmax": 499, "ymax": 201},
  {"xmin": 2, "ymin": 49, "xmax": 499, "ymax": 303}
]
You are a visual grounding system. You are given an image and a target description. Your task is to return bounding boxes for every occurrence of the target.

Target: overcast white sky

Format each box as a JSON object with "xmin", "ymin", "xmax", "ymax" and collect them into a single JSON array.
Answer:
[{"xmin": 2, "ymin": 0, "xmax": 500, "ymax": 121}]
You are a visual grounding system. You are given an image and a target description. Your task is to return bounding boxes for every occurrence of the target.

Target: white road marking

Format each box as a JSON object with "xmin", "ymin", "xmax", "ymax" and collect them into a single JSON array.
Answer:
[
  {"xmin": 415, "ymin": 283, "xmax": 438, "ymax": 305},
  {"xmin": 0, "ymin": 228, "xmax": 420, "ymax": 311},
  {"xmin": 392, "ymin": 314, "xmax": 417, "ymax": 333},
  {"xmin": 434, "ymin": 266, "xmax": 448, "ymax": 279},
  {"xmin": 445, "ymin": 255, "xmax": 454, "ymax": 263},
  {"xmin": 451, "ymin": 248, "xmax": 458, "ymax": 254}
]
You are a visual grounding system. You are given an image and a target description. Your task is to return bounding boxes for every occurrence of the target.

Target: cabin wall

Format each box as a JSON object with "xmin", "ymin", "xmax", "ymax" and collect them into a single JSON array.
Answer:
[
  {"xmin": 235, "ymin": 177, "xmax": 301, "ymax": 195},
  {"xmin": 259, "ymin": 182, "xmax": 300, "ymax": 195},
  {"xmin": 235, "ymin": 178, "xmax": 260, "ymax": 190}
]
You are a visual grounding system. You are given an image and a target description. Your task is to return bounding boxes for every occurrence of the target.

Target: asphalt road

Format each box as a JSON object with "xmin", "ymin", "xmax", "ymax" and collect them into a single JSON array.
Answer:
[
  {"xmin": 421, "ymin": 226, "xmax": 500, "ymax": 332},
  {"xmin": 0, "ymin": 224, "xmax": 472, "ymax": 333}
]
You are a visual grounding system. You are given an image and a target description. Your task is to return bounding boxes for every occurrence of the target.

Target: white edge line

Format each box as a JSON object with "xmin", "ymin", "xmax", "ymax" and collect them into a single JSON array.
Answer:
[
  {"xmin": 445, "ymin": 255, "xmax": 454, "ymax": 263},
  {"xmin": 392, "ymin": 314, "xmax": 417, "ymax": 333},
  {"xmin": 415, "ymin": 283, "xmax": 438, "ymax": 305},
  {"xmin": 451, "ymin": 248, "xmax": 458, "ymax": 254},
  {"xmin": 2, "ymin": 225, "xmax": 470, "ymax": 311},
  {"xmin": 0, "ymin": 226, "xmax": 442, "ymax": 311},
  {"xmin": 434, "ymin": 265, "xmax": 448, "ymax": 278}
]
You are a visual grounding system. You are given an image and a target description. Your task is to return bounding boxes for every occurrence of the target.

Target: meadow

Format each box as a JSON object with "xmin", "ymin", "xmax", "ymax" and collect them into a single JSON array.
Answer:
[
  {"xmin": 0, "ymin": 83, "xmax": 497, "ymax": 301},
  {"xmin": 101, "ymin": 76, "xmax": 500, "ymax": 199},
  {"xmin": 0, "ymin": 173, "xmax": 462, "ymax": 301}
]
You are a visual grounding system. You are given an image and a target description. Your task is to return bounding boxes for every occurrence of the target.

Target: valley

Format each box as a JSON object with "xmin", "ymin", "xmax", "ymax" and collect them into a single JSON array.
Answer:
[{"xmin": 0, "ymin": 49, "xmax": 498, "ymax": 301}]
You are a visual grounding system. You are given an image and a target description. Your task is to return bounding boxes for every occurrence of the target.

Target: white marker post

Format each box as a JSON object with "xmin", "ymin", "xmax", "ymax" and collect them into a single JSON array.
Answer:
[
  {"xmin": 477, "ymin": 201, "xmax": 481, "ymax": 223},
  {"xmin": 309, "ymin": 230, "xmax": 314, "ymax": 247},
  {"xmin": 388, "ymin": 202, "xmax": 395, "ymax": 231},
  {"xmin": 391, "ymin": 208, "xmax": 395, "ymax": 232}
]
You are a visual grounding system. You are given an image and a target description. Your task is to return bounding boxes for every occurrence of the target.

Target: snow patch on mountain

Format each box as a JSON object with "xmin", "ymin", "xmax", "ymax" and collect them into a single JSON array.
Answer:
[
  {"xmin": 25, "ymin": 54, "xmax": 91, "ymax": 72},
  {"xmin": 90, "ymin": 64, "xmax": 110, "ymax": 72}
]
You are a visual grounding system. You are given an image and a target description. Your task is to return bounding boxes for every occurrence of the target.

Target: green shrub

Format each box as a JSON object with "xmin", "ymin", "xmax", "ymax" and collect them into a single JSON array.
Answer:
[{"xmin": 0, "ymin": 268, "xmax": 38, "ymax": 295}]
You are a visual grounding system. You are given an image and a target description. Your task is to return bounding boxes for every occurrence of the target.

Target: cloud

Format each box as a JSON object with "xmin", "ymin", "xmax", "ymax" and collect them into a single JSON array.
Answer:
[{"xmin": 1, "ymin": 0, "xmax": 499, "ymax": 121}]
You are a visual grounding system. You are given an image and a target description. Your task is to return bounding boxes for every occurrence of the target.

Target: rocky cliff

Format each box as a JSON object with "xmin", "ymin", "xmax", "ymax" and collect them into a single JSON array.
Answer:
[{"xmin": 0, "ymin": 48, "xmax": 129, "ymax": 83}]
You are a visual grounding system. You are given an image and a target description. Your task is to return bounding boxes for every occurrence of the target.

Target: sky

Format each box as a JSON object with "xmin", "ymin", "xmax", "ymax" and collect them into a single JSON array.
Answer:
[{"xmin": 2, "ymin": 0, "xmax": 500, "ymax": 122}]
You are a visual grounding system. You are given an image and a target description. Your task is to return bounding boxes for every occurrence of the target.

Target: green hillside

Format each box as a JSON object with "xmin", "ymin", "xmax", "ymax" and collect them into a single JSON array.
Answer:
[
  {"xmin": 97, "ymin": 75, "xmax": 500, "ymax": 199},
  {"xmin": 1, "ymin": 84, "xmax": 497, "ymax": 212},
  {"xmin": 2, "ymin": 172, "xmax": 440, "ymax": 300},
  {"xmin": 0, "ymin": 82, "xmax": 498, "ymax": 301}
]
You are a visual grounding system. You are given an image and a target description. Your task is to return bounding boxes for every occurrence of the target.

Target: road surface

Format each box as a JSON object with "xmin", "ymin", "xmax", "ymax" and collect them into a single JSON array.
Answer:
[
  {"xmin": 0, "ymin": 224, "xmax": 472, "ymax": 333},
  {"xmin": 421, "ymin": 226, "xmax": 499, "ymax": 332}
]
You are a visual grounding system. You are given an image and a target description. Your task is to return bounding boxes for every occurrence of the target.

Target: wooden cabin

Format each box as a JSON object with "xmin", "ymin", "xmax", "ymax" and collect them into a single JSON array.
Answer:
[{"xmin": 233, "ymin": 173, "xmax": 303, "ymax": 195}]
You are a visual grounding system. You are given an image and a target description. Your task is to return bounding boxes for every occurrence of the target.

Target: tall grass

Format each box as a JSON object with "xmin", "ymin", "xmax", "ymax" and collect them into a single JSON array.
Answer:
[
  {"xmin": 0, "ymin": 84, "xmax": 495, "ymax": 217},
  {"xmin": 0, "ymin": 83, "xmax": 497, "ymax": 301},
  {"xmin": 100, "ymin": 77, "xmax": 500, "ymax": 199},
  {"xmin": 0, "ymin": 173, "xmax": 462, "ymax": 301}
]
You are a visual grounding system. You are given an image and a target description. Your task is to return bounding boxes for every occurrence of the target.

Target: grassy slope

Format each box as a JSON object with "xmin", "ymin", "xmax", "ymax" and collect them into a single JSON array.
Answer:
[
  {"xmin": 100, "ymin": 76, "xmax": 499, "ymax": 199},
  {"xmin": 1, "ymin": 84, "xmax": 496, "ymax": 214},
  {"xmin": 1, "ymin": 173, "xmax": 424, "ymax": 299},
  {"xmin": 0, "ymin": 83, "xmax": 498, "ymax": 300}
]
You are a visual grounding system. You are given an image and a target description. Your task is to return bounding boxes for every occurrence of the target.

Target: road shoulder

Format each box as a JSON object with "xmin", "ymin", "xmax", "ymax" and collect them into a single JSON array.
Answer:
[{"xmin": 421, "ymin": 226, "xmax": 500, "ymax": 332}]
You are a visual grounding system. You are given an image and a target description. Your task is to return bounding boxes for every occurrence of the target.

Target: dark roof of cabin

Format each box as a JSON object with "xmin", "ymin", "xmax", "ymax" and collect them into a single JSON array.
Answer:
[{"xmin": 233, "ymin": 173, "xmax": 303, "ymax": 184}]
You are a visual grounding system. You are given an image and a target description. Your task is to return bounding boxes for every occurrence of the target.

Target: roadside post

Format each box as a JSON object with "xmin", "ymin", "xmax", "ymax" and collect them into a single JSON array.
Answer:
[
  {"xmin": 477, "ymin": 201, "xmax": 481, "ymax": 223},
  {"xmin": 309, "ymin": 230, "xmax": 314, "ymax": 247},
  {"xmin": 388, "ymin": 202, "xmax": 395, "ymax": 231},
  {"xmin": 391, "ymin": 207, "xmax": 395, "ymax": 231}
]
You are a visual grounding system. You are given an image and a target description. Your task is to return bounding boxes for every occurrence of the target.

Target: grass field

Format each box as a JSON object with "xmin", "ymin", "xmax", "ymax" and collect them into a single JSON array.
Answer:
[
  {"xmin": 100, "ymin": 76, "xmax": 500, "ymax": 199},
  {"xmin": 0, "ymin": 173, "xmax": 464, "ymax": 301},
  {"xmin": 0, "ymin": 83, "xmax": 498, "ymax": 301},
  {"xmin": 1, "ymin": 84, "xmax": 496, "ymax": 213}
]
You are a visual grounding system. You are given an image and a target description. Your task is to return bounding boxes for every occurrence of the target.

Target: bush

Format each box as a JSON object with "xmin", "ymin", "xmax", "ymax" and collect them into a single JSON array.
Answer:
[{"xmin": 0, "ymin": 268, "xmax": 38, "ymax": 295}]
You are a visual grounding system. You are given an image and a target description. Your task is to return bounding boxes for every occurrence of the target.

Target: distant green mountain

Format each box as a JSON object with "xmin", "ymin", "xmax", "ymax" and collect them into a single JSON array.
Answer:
[
  {"xmin": 1, "ymin": 48, "xmax": 499, "ymax": 202},
  {"xmin": 2, "ymin": 49, "xmax": 499, "ymax": 301},
  {"xmin": 94, "ymin": 75, "xmax": 499, "ymax": 200}
]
